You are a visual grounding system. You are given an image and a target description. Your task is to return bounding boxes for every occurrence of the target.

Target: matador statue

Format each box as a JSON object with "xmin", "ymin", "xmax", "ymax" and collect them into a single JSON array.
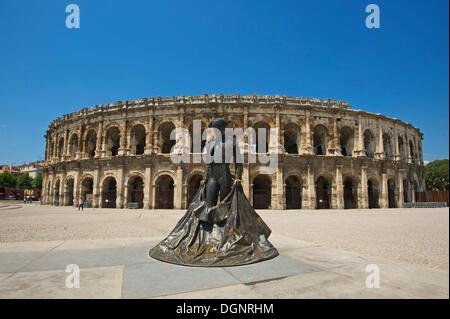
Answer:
[{"xmin": 149, "ymin": 118, "xmax": 278, "ymax": 266}]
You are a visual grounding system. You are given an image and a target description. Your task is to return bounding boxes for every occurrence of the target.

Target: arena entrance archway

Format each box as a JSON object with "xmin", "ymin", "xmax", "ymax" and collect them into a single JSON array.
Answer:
[
  {"xmin": 127, "ymin": 175, "xmax": 144, "ymax": 208},
  {"xmin": 285, "ymin": 176, "xmax": 302, "ymax": 209},
  {"xmin": 187, "ymin": 174, "xmax": 202, "ymax": 205},
  {"xmin": 81, "ymin": 177, "xmax": 94, "ymax": 204},
  {"xmin": 368, "ymin": 178, "xmax": 380, "ymax": 208},
  {"xmin": 158, "ymin": 123, "xmax": 176, "ymax": 154},
  {"xmin": 388, "ymin": 178, "xmax": 396, "ymax": 208},
  {"xmin": 155, "ymin": 175, "xmax": 174, "ymax": 208},
  {"xmin": 102, "ymin": 177, "xmax": 117, "ymax": 208},
  {"xmin": 65, "ymin": 177, "xmax": 74, "ymax": 206},
  {"xmin": 253, "ymin": 175, "xmax": 271, "ymax": 209},
  {"xmin": 316, "ymin": 176, "xmax": 332, "ymax": 209},
  {"xmin": 343, "ymin": 176, "xmax": 358, "ymax": 209}
]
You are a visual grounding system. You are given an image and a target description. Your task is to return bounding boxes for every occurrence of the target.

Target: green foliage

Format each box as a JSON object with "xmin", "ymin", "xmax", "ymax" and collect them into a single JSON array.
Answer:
[
  {"xmin": 17, "ymin": 172, "xmax": 33, "ymax": 190},
  {"xmin": 425, "ymin": 159, "xmax": 449, "ymax": 191},
  {"xmin": 0, "ymin": 170, "xmax": 17, "ymax": 188},
  {"xmin": 32, "ymin": 175, "xmax": 42, "ymax": 190}
]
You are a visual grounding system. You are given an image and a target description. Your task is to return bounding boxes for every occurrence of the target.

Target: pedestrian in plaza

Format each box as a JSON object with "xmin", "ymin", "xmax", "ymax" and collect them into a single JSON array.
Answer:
[{"xmin": 78, "ymin": 197, "xmax": 84, "ymax": 211}]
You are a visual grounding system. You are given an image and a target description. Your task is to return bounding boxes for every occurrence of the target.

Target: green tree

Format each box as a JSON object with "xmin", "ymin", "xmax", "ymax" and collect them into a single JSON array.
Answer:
[
  {"xmin": 0, "ymin": 170, "xmax": 17, "ymax": 188},
  {"xmin": 17, "ymin": 172, "xmax": 33, "ymax": 190},
  {"xmin": 32, "ymin": 175, "xmax": 42, "ymax": 190},
  {"xmin": 425, "ymin": 159, "xmax": 449, "ymax": 191}
]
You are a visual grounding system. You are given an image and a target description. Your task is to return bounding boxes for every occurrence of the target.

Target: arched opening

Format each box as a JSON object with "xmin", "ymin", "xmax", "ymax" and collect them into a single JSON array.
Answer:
[
  {"xmin": 188, "ymin": 121, "xmax": 207, "ymax": 153},
  {"xmin": 187, "ymin": 174, "xmax": 202, "ymax": 205},
  {"xmin": 253, "ymin": 122, "xmax": 270, "ymax": 154},
  {"xmin": 403, "ymin": 179, "xmax": 410, "ymax": 203},
  {"xmin": 388, "ymin": 178, "xmax": 396, "ymax": 208},
  {"xmin": 368, "ymin": 178, "xmax": 380, "ymax": 208},
  {"xmin": 49, "ymin": 141, "xmax": 54, "ymax": 159},
  {"xmin": 68, "ymin": 134, "xmax": 79, "ymax": 159},
  {"xmin": 84, "ymin": 130, "xmax": 97, "ymax": 158},
  {"xmin": 316, "ymin": 176, "xmax": 332, "ymax": 209},
  {"xmin": 343, "ymin": 176, "xmax": 358, "ymax": 209},
  {"xmin": 409, "ymin": 140, "xmax": 415, "ymax": 164},
  {"xmin": 313, "ymin": 125, "xmax": 328, "ymax": 155},
  {"xmin": 398, "ymin": 136, "xmax": 406, "ymax": 162},
  {"xmin": 65, "ymin": 177, "xmax": 74, "ymax": 206},
  {"xmin": 80, "ymin": 177, "xmax": 94, "ymax": 204},
  {"xmin": 57, "ymin": 138, "xmax": 65, "ymax": 160},
  {"xmin": 105, "ymin": 127, "xmax": 121, "ymax": 157},
  {"xmin": 284, "ymin": 124, "xmax": 301, "ymax": 154},
  {"xmin": 54, "ymin": 179, "xmax": 61, "ymax": 205},
  {"xmin": 285, "ymin": 176, "xmax": 302, "ymax": 209},
  {"xmin": 130, "ymin": 124, "xmax": 146, "ymax": 155},
  {"xmin": 155, "ymin": 175, "xmax": 174, "ymax": 208},
  {"xmin": 159, "ymin": 122, "xmax": 176, "ymax": 154},
  {"xmin": 364, "ymin": 130, "xmax": 375, "ymax": 158},
  {"xmin": 102, "ymin": 177, "xmax": 117, "ymax": 208},
  {"xmin": 340, "ymin": 127, "xmax": 354, "ymax": 156},
  {"xmin": 127, "ymin": 175, "xmax": 144, "ymax": 208},
  {"xmin": 383, "ymin": 133, "xmax": 393, "ymax": 160},
  {"xmin": 253, "ymin": 175, "xmax": 271, "ymax": 209}
]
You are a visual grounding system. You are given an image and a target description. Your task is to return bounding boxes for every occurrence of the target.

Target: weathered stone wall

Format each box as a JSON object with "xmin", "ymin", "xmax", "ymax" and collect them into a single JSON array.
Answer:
[{"xmin": 42, "ymin": 94, "xmax": 425, "ymax": 210}]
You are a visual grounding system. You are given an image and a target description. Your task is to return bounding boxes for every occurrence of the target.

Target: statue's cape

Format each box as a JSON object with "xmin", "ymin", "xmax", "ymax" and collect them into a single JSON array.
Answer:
[{"xmin": 149, "ymin": 183, "xmax": 279, "ymax": 267}]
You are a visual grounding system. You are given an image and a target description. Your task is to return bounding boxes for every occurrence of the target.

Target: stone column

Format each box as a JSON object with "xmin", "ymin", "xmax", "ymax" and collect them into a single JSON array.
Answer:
[
  {"xmin": 306, "ymin": 165, "xmax": 316, "ymax": 209},
  {"xmin": 95, "ymin": 121, "xmax": 103, "ymax": 158},
  {"xmin": 76, "ymin": 126, "xmax": 83, "ymax": 160},
  {"xmin": 73, "ymin": 168, "xmax": 80, "ymax": 207},
  {"xmin": 334, "ymin": 165, "xmax": 344, "ymax": 209},
  {"xmin": 354, "ymin": 118, "xmax": 365, "ymax": 157},
  {"xmin": 375, "ymin": 121, "xmax": 384, "ymax": 159},
  {"xmin": 242, "ymin": 163, "xmax": 250, "ymax": 198},
  {"xmin": 398, "ymin": 171, "xmax": 404, "ymax": 208},
  {"xmin": 393, "ymin": 127, "xmax": 400, "ymax": 161},
  {"xmin": 303, "ymin": 114, "xmax": 313, "ymax": 154},
  {"xmin": 116, "ymin": 165, "xmax": 125, "ymax": 208},
  {"xmin": 144, "ymin": 116, "xmax": 153, "ymax": 155},
  {"xmin": 118, "ymin": 121, "xmax": 127, "ymax": 156},
  {"xmin": 63, "ymin": 130, "xmax": 69, "ymax": 161},
  {"xmin": 143, "ymin": 164, "xmax": 152, "ymax": 209},
  {"xmin": 380, "ymin": 173, "xmax": 388, "ymax": 208},
  {"xmin": 92, "ymin": 166, "xmax": 101, "ymax": 208},
  {"xmin": 360, "ymin": 166, "xmax": 368, "ymax": 208},
  {"xmin": 174, "ymin": 166, "xmax": 183, "ymax": 209},
  {"xmin": 272, "ymin": 168, "xmax": 283, "ymax": 209}
]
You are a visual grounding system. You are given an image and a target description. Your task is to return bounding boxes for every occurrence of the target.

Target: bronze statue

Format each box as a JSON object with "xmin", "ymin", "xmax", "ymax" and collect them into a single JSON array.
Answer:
[{"xmin": 149, "ymin": 118, "xmax": 279, "ymax": 266}]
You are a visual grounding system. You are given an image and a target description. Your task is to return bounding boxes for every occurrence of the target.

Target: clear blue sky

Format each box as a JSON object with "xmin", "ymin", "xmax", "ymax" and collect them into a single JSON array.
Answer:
[{"xmin": 0, "ymin": 0, "xmax": 448, "ymax": 165}]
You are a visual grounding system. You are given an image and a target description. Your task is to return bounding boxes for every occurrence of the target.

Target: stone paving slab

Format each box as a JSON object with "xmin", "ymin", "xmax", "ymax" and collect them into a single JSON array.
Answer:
[{"xmin": 0, "ymin": 251, "xmax": 46, "ymax": 273}]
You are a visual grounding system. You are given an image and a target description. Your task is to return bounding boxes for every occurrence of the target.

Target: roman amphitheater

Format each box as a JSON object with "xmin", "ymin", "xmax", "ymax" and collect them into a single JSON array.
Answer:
[{"xmin": 41, "ymin": 94, "xmax": 425, "ymax": 210}]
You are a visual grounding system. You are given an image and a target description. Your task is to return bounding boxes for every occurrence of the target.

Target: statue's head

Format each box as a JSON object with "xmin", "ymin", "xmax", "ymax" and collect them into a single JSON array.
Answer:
[{"xmin": 208, "ymin": 118, "xmax": 228, "ymax": 134}]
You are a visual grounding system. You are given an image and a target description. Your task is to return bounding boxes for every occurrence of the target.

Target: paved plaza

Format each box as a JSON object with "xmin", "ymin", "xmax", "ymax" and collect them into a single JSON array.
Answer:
[{"xmin": 0, "ymin": 202, "xmax": 448, "ymax": 298}]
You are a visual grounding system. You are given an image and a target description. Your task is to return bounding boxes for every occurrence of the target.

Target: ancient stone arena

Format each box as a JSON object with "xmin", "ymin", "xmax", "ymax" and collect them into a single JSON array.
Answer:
[
  {"xmin": 0, "ymin": 202, "xmax": 448, "ymax": 299},
  {"xmin": 42, "ymin": 94, "xmax": 424, "ymax": 210}
]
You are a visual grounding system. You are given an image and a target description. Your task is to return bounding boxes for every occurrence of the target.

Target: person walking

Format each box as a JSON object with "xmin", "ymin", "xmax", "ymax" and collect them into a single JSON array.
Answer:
[{"xmin": 78, "ymin": 198, "xmax": 84, "ymax": 211}]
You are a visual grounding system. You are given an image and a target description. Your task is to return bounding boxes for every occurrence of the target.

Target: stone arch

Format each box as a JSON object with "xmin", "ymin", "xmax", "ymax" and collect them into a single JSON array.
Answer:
[
  {"xmin": 53, "ymin": 178, "xmax": 61, "ymax": 205},
  {"xmin": 398, "ymin": 136, "xmax": 406, "ymax": 162},
  {"xmin": 343, "ymin": 175, "xmax": 359, "ymax": 209},
  {"xmin": 253, "ymin": 121, "xmax": 271, "ymax": 154},
  {"xmin": 101, "ymin": 176, "xmax": 117, "ymax": 208},
  {"xmin": 363, "ymin": 129, "xmax": 375, "ymax": 158},
  {"xmin": 129, "ymin": 124, "xmax": 146, "ymax": 155},
  {"xmin": 409, "ymin": 139, "xmax": 416, "ymax": 164},
  {"xmin": 49, "ymin": 140, "xmax": 55, "ymax": 159},
  {"xmin": 127, "ymin": 174, "xmax": 144, "ymax": 208},
  {"xmin": 252, "ymin": 174, "xmax": 272, "ymax": 209},
  {"xmin": 157, "ymin": 121, "xmax": 176, "ymax": 154},
  {"xmin": 340, "ymin": 126, "xmax": 354, "ymax": 156},
  {"xmin": 186, "ymin": 173, "xmax": 203, "ymax": 205},
  {"xmin": 80, "ymin": 175, "xmax": 94, "ymax": 204},
  {"xmin": 284, "ymin": 123, "xmax": 301, "ymax": 154},
  {"xmin": 383, "ymin": 132, "xmax": 393, "ymax": 160},
  {"xmin": 285, "ymin": 175, "xmax": 302, "ymax": 209},
  {"xmin": 316, "ymin": 175, "xmax": 332, "ymax": 209},
  {"xmin": 403, "ymin": 179, "xmax": 411, "ymax": 203},
  {"xmin": 387, "ymin": 177, "xmax": 396, "ymax": 208},
  {"xmin": 313, "ymin": 124, "xmax": 328, "ymax": 155},
  {"xmin": 64, "ymin": 175, "xmax": 75, "ymax": 206},
  {"xmin": 57, "ymin": 137, "xmax": 65, "ymax": 160},
  {"xmin": 187, "ymin": 120, "xmax": 208, "ymax": 153},
  {"xmin": 104, "ymin": 125, "xmax": 121, "ymax": 157},
  {"xmin": 155, "ymin": 174, "xmax": 174, "ymax": 209},
  {"xmin": 83, "ymin": 129, "xmax": 97, "ymax": 158},
  {"xmin": 367, "ymin": 176, "xmax": 380, "ymax": 208},
  {"xmin": 68, "ymin": 132, "xmax": 79, "ymax": 159}
]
